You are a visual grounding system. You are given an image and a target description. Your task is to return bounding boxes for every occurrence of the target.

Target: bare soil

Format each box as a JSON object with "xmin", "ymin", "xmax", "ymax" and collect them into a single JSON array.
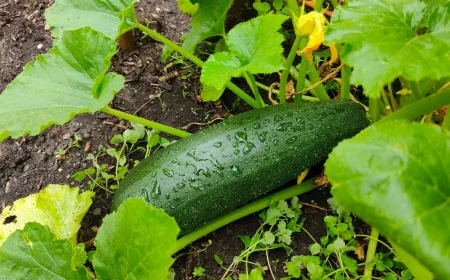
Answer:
[{"xmin": 0, "ymin": 1, "xmax": 363, "ymax": 279}]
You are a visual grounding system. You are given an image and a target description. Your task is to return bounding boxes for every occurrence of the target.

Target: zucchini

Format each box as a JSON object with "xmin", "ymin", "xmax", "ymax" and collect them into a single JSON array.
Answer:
[{"xmin": 112, "ymin": 100, "xmax": 368, "ymax": 234}]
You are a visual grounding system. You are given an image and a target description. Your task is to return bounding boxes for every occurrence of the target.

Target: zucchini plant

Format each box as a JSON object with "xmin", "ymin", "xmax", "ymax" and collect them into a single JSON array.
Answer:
[
  {"xmin": 0, "ymin": 0, "xmax": 450, "ymax": 279},
  {"xmin": 0, "ymin": 185, "xmax": 179, "ymax": 279}
]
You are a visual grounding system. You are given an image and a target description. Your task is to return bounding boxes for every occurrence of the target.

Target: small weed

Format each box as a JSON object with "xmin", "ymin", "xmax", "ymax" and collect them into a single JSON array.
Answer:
[
  {"xmin": 55, "ymin": 134, "xmax": 82, "ymax": 159},
  {"xmin": 149, "ymin": 89, "xmax": 167, "ymax": 111},
  {"xmin": 139, "ymin": 18, "xmax": 157, "ymax": 41},
  {"xmin": 211, "ymin": 197, "xmax": 304, "ymax": 279},
  {"xmin": 196, "ymin": 198, "xmax": 413, "ymax": 280},
  {"xmin": 283, "ymin": 198, "xmax": 413, "ymax": 280},
  {"xmin": 72, "ymin": 123, "xmax": 174, "ymax": 191}
]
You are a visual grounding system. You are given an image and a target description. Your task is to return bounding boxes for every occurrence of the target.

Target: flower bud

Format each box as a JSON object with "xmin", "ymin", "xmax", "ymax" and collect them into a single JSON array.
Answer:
[{"xmin": 295, "ymin": 13, "xmax": 316, "ymax": 38}]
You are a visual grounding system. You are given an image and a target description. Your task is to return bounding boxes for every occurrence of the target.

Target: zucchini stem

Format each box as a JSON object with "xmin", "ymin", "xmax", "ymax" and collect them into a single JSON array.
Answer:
[
  {"xmin": 380, "ymin": 90, "xmax": 391, "ymax": 114},
  {"xmin": 340, "ymin": 65, "xmax": 351, "ymax": 100},
  {"xmin": 307, "ymin": 62, "xmax": 330, "ymax": 101},
  {"xmin": 136, "ymin": 23, "xmax": 260, "ymax": 109},
  {"xmin": 369, "ymin": 97, "xmax": 381, "ymax": 122},
  {"xmin": 363, "ymin": 228, "xmax": 379, "ymax": 279},
  {"xmin": 101, "ymin": 106, "xmax": 191, "ymax": 138},
  {"xmin": 387, "ymin": 83, "xmax": 399, "ymax": 112},
  {"xmin": 330, "ymin": 0, "xmax": 339, "ymax": 8},
  {"xmin": 226, "ymin": 82, "xmax": 261, "ymax": 108},
  {"xmin": 409, "ymin": 80, "xmax": 424, "ymax": 101},
  {"xmin": 314, "ymin": 0, "xmax": 325, "ymax": 12},
  {"xmin": 295, "ymin": 39, "xmax": 309, "ymax": 103},
  {"xmin": 286, "ymin": 0, "xmax": 300, "ymax": 17},
  {"xmin": 280, "ymin": 55, "xmax": 300, "ymax": 80},
  {"xmin": 171, "ymin": 179, "xmax": 317, "ymax": 254},
  {"xmin": 443, "ymin": 110, "xmax": 450, "ymax": 130},
  {"xmin": 279, "ymin": 37, "xmax": 302, "ymax": 104},
  {"xmin": 137, "ymin": 23, "xmax": 204, "ymax": 68},
  {"xmin": 244, "ymin": 72, "xmax": 266, "ymax": 107},
  {"xmin": 378, "ymin": 87, "xmax": 450, "ymax": 124}
]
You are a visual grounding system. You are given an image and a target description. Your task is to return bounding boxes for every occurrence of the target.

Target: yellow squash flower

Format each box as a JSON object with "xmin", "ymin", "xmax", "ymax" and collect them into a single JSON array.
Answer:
[{"xmin": 295, "ymin": 11, "xmax": 337, "ymax": 64}]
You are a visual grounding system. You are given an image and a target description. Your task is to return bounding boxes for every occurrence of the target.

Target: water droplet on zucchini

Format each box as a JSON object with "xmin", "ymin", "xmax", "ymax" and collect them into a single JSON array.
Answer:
[
  {"xmin": 230, "ymin": 165, "xmax": 242, "ymax": 176},
  {"xmin": 162, "ymin": 168, "xmax": 174, "ymax": 177},
  {"xmin": 150, "ymin": 180, "xmax": 161, "ymax": 198}
]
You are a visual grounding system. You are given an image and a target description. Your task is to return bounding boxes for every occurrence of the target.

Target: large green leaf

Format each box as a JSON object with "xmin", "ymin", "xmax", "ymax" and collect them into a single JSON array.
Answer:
[
  {"xmin": 200, "ymin": 14, "xmax": 288, "ymax": 96},
  {"xmin": 0, "ymin": 27, "xmax": 124, "ymax": 142},
  {"xmin": 181, "ymin": 0, "xmax": 233, "ymax": 52},
  {"xmin": 225, "ymin": 14, "xmax": 288, "ymax": 74},
  {"xmin": 92, "ymin": 198, "xmax": 180, "ymax": 279},
  {"xmin": 0, "ymin": 185, "xmax": 94, "ymax": 246},
  {"xmin": 178, "ymin": 0, "xmax": 199, "ymax": 15},
  {"xmin": 325, "ymin": 121, "xmax": 450, "ymax": 278},
  {"xmin": 201, "ymin": 52, "xmax": 244, "ymax": 92},
  {"xmin": 325, "ymin": 0, "xmax": 450, "ymax": 98},
  {"xmin": 201, "ymin": 84, "xmax": 226, "ymax": 102},
  {"xmin": 391, "ymin": 242, "xmax": 434, "ymax": 280},
  {"xmin": 0, "ymin": 223, "xmax": 90, "ymax": 279},
  {"xmin": 45, "ymin": 0, "xmax": 137, "ymax": 39}
]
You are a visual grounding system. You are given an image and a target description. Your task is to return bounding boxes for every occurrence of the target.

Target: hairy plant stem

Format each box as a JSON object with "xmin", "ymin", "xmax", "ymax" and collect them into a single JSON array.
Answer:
[
  {"xmin": 340, "ymin": 65, "xmax": 351, "ymax": 100},
  {"xmin": 443, "ymin": 110, "xmax": 450, "ymax": 130},
  {"xmin": 286, "ymin": 0, "xmax": 300, "ymax": 17},
  {"xmin": 314, "ymin": 0, "xmax": 325, "ymax": 11},
  {"xmin": 387, "ymin": 83, "xmax": 399, "ymax": 111},
  {"xmin": 171, "ymin": 179, "xmax": 317, "ymax": 254},
  {"xmin": 101, "ymin": 106, "xmax": 191, "ymax": 138},
  {"xmin": 330, "ymin": 0, "xmax": 339, "ymax": 8},
  {"xmin": 225, "ymin": 82, "xmax": 261, "ymax": 108},
  {"xmin": 279, "ymin": 37, "xmax": 302, "ymax": 104},
  {"xmin": 136, "ymin": 23, "xmax": 204, "ymax": 67},
  {"xmin": 363, "ymin": 228, "xmax": 379, "ymax": 279},
  {"xmin": 244, "ymin": 72, "xmax": 266, "ymax": 107},
  {"xmin": 295, "ymin": 43, "xmax": 308, "ymax": 87},
  {"xmin": 379, "ymin": 87, "xmax": 450, "ymax": 124},
  {"xmin": 280, "ymin": 55, "xmax": 300, "ymax": 80},
  {"xmin": 380, "ymin": 90, "xmax": 391, "ymax": 112},
  {"xmin": 295, "ymin": 40, "xmax": 309, "ymax": 103},
  {"xmin": 409, "ymin": 80, "xmax": 423, "ymax": 101},
  {"xmin": 136, "ymin": 23, "xmax": 260, "ymax": 108},
  {"xmin": 369, "ymin": 97, "xmax": 381, "ymax": 122},
  {"xmin": 307, "ymin": 62, "xmax": 330, "ymax": 101}
]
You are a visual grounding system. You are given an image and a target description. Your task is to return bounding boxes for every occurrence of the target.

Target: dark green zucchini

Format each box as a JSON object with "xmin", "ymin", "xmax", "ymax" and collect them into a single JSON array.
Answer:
[{"xmin": 112, "ymin": 100, "xmax": 368, "ymax": 234}]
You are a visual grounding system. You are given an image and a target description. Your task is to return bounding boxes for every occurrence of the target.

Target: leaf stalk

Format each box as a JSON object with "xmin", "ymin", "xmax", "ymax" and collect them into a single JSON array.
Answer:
[
  {"xmin": 409, "ymin": 81, "xmax": 424, "ymax": 101},
  {"xmin": 307, "ymin": 62, "xmax": 330, "ymax": 101},
  {"xmin": 443, "ymin": 110, "xmax": 450, "ymax": 130},
  {"xmin": 136, "ymin": 23, "xmax": 260, "ymax": 108},
  {"xmin": 101, "ymin": 106, "xmax": 191, "ymax": 138},
  {"xmin": 171, "ymin": 179, "xmax": 317, "ymax": 254},
  {"xmin": 379, "ymin": 87, "xmax": 450, "ymax": 124},
  {"xmin": 295, "ymin": 39, "xmax": 309, "ymax": 103},
  {"xmin": 369, "ymin": 97, "xmax": 381, "ymax": 122},
  {"xmin": 279, "ymin": 37, "xmax": 302, "ymax": 104},
  {"xmin": 244, "ymin": 72, "xmax": 266, "ymax": 107},
  {"xmin": 363, "ymin": 228, "xmax": 379, "ymax": 279},
  {"xmin": 340, "ymin": 65, "xmax": 351, "ymax": 100}
]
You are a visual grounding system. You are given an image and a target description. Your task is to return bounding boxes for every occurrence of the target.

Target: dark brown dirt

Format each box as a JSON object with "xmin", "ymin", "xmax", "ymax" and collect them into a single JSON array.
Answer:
[{"xmin": 0, "ymin": 1, "xmax": 348, "ymax": 279}]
